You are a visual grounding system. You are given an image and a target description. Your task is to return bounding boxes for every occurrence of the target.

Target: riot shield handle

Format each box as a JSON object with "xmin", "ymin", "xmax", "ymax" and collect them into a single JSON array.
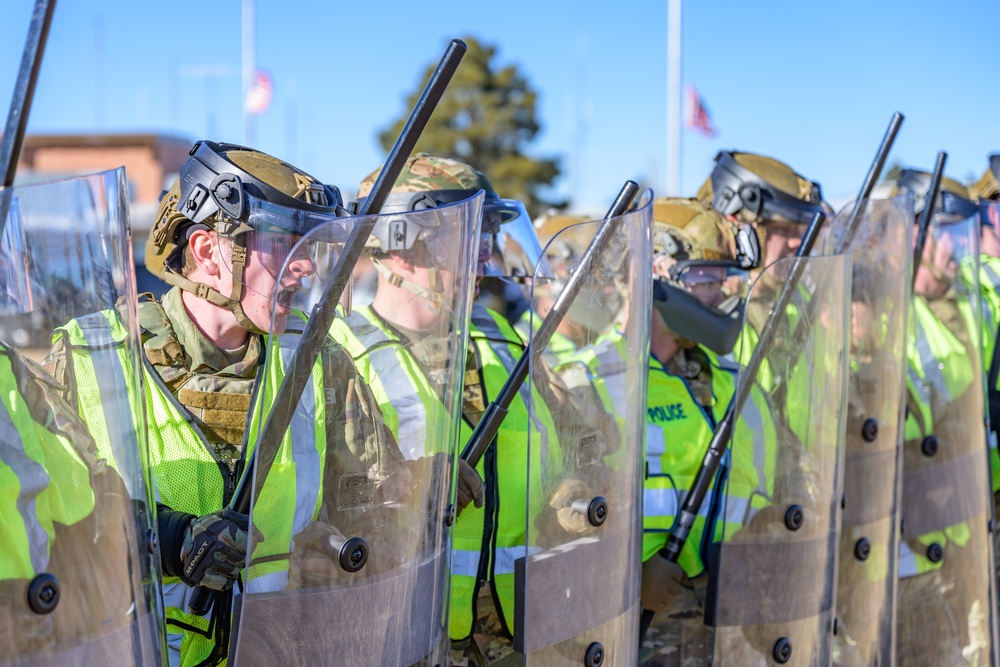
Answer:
[
  {"xmin": 460, "ymin": 180, "xmax": 640, "ymax": 467},
  {"xmin": 911, "ymin": 151, "xmax": 948, "ymax": 289},
  {"xmin": 0, "ymin": 0, "xmax": 57, "ymax": 240},
  {"xmin": 188, "ymin": 38, "xmax": 468, "ymax": 616}
]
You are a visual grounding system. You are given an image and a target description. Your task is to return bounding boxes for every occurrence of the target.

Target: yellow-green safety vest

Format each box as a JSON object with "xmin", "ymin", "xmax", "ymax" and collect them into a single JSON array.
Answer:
[
  {"xmin": 53, "ymin": 308, "xmax": 330, "ymax": 667},
  {"xmin": 642, "ymin": 347, "xmax": 775, "ymax": 576}
]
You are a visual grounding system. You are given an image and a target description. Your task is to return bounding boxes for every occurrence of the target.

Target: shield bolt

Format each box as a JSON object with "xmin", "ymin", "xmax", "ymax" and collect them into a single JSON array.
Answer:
[
  {"xmin": 445, "ymin": 503, "xmax": 456, "ymax": 527},
  {"xmin": 926, "ymin": 543, "xmax": 944, "ymax": 563},
  {"xmin": 784, "ymin": 505, "xmax": 804, "ymax": 531},
  {"xmin": 584, "ymin": 642, "xmax": 604, "ymax": 667},
  {"xmin": 773, "ymin": 637, "xmax": 793, "ymax": 664},
  {"xmin": 588, "ymin": 497, "xmax": 609, "ymax": 527},
  {"xmin": 861, "ymin": 418, "xmax": 879, "ymax": 442},
  {"xmin": 854, "ymin": 538, "xmax": 871, "ymax": 561},
  {"xmin": 338, "ymin": 537, "xmax": 369, "ymax": 573},
  {"xmin": 921, "ymin": 435, "xmax": 939, "ymax": 457},
  {"xmin": 27, "ymin": 573, "xmax": 60, "ymax": 615},
  {"xmin": 146, "ymin": 528, "xmax": 158, "ymax": 555}
]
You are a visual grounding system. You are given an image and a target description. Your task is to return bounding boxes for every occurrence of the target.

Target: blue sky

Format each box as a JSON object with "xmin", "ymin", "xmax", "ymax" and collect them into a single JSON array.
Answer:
[{"xmin": 1, "ymin": 0, "xmax": 997, "ymax": 213}]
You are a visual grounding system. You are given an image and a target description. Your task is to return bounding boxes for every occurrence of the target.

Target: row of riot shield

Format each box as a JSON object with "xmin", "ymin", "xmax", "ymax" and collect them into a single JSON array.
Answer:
[
  {"xmin": 686, "ymin": 194, "xmax": 1000, "ymax": 666},
  {"xmin": 0, "ymin": 166, "xmax": 653, "ymax": 666},
  {"xmin": 0, "ymin": 170, "xmax": 165, "ymax": 665},
  {"xmin": 8, "ymin": 169, "xmax": 997, "ymax": 666},
  {"xmin": 896, "ymin": 203, "xmax": 999, "ymax": 666}
]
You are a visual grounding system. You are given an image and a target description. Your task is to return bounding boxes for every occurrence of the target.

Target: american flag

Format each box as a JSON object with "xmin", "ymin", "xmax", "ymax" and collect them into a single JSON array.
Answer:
[{"xmin": 685, "ymin": 84, "xmax": 716, "ymax": 138}]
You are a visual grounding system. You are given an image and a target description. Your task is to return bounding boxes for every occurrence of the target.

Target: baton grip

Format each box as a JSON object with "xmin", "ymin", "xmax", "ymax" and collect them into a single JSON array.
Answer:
[{"xmin": 187, "ymin": 508, "xmax": 250, "ymax": 616}]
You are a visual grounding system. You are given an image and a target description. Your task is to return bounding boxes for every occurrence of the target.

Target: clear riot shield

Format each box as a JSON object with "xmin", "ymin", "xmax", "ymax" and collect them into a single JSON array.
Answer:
[
  {"xmin": 896, "ymin": 209, "xmax": 1000, "ymax": 665},
  {"xmin": 817, "ymin": 197, "xmax": 912, "ymax": 667},
  {"xmin": 0, "ymin": 170, "xmax": 164, "ymax": 665},
  {"xmin": 232, "ymin": 193, "xmax": 484, "ymax": 666},
  {"xmin": 518, "ymin": 198, "xmax": 652, "ymax": 664},
  {"xmin": 703, "ymin": 253, "xmax": 850, "ymax": 666}
]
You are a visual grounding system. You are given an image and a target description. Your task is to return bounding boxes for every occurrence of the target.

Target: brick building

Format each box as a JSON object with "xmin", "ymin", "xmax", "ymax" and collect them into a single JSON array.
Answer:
[
  {"xmin": 15, "ymin": 132, "xmax": 194, "ymax": 297},
  {"xmin": 17, "ymin": 132, "xmax": 193, "ymax": 231}
]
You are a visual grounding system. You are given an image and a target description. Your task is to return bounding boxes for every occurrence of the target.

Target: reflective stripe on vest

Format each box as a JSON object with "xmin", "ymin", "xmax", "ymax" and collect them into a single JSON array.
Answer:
[{"xmin": 70, "ymin": 313, "xmax": 140, "ymax": 497}]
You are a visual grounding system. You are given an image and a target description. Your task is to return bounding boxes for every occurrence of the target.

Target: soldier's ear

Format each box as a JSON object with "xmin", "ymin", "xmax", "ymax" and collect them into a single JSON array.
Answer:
[{"xmin": 187, "ymin": 228, "xmax": 223, "ymax": 279}]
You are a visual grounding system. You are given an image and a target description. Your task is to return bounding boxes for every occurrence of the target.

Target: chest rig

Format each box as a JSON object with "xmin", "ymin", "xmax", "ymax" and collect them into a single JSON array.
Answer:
[{"xmin": 137, "ymin": 297, "xmax": 257, "ymax": 456}]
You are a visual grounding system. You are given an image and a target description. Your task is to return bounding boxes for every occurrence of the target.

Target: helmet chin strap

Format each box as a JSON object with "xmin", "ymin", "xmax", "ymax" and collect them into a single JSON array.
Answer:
[
  {"xmin": 169, "ymin": 232, "xmax": 268, "ymax": 335},
  {"xmin": 371, "ymin": 255, "xmax": 445, "ymax": 312}
]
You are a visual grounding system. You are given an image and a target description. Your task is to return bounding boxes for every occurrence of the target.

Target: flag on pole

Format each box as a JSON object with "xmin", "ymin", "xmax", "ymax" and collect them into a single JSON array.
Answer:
[
  {"xmin": 245, "ymin": 69, "xmax": 272, "ymax": 115},
  {"xmin": 685, "ymin": 84, "xmax": 715, "ymax": 138}
]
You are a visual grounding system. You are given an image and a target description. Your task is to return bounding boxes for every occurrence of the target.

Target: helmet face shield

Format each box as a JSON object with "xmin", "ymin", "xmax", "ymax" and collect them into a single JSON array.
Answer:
[
  {"xmin": 367, "ymin": 193, "xmax": 485, "ymax": 270},
  {"xmin": 216, "ymin": 215, "xmax": 352, "ymax": 332},
  {"xmin": 177, "ymin": 141, "xmax": 343, "ymax": 228},
  {"xmin": 244, "ymin": 192, "xmax": 347, "ymax": 236},
  {"xmin": 481, "ymin": 198, "xmax": 551, "ymax": 281}
]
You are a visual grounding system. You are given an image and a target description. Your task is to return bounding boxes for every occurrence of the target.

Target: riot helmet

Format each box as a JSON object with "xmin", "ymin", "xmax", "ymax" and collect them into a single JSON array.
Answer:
[
  {"xmin": 699, "ymin": 150, "xmax": 832, "ymax": 225},
  {"xmin": 969, "ymin": 155, "xmax": 1000, "ymax": 202},
  {"xmin": 146, "ymin": 141, "xmax": 345, "ymax": 333},
  {"xmin": 893, "ymin": 168, "xmax": 978, "ymax": 220},
  {"xmin": 651, "ymin": 197, "xmax": 760, "ymax": 355}
]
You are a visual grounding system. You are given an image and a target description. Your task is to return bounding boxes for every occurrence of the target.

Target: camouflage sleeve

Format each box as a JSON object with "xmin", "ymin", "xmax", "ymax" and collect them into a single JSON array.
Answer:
[
  {"xmin": 7, "ymin": 347, "xmax": 104, "ymax": 473},
  {"xmin": 39, "ymin": 331, "xmax": 77, "ymax": 408}
]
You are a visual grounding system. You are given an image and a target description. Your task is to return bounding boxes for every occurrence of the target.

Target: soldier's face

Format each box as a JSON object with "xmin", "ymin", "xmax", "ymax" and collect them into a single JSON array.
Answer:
[
  {"xmin": 759, "ymin": 219, "xmax": 802, "ymax": 266},
  {"xmin": 981, "ymin": 224, "xmax": 1000, "ymax": 259},
  {"xmin": 682, "ymin": 266, "xmax": 726, "ymax": 309},
  {"xmin": 238, "ymin": 232, "xmax": 315, "ymax": 332}
]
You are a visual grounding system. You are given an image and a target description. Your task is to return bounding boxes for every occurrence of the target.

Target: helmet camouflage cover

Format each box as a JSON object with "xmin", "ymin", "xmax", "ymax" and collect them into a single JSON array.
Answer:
[
  {"xmin": 969, "ymin": 155, "xmax": 1000, "ymax": 201},
  {"xmin": 653, "ymin": 197, "xmax": 737, "ymax": 262},
  {"xmin": 356, "ymin": 153, "xmax": 494, "ymax": 207}
]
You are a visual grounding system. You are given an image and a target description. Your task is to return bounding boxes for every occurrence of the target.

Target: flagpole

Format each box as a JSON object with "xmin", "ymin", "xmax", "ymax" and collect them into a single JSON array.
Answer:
[
  {"xmin": 242, "ymin": 0, "xmax": 255, "ymax": 146},
  {"xmin": 666, "ymin": 0, "xmax": 682, "ymax": 196}
]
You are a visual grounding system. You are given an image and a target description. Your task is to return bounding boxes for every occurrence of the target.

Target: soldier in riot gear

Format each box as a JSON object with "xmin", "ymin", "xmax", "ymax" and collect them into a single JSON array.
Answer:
[
  {"xmin": 697, "ymin": 151, "xmax": 833, "ymax": 379},
  {"xmin": 638, "ymin": 198, "xmax": 775, "ymax": 666},
  {"xmin": 44, "ymin": 142, "xmax": 399, "ymax": 666},
  {"xmin": 890, "ymin": 168, "xmax": 999, "ymax": 665}
]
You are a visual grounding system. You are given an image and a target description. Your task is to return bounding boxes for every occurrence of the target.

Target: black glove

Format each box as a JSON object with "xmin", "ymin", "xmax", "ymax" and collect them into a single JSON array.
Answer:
[{"xmin": 179, "ymin": 510, "xmax": 250, "ymax": 591}]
